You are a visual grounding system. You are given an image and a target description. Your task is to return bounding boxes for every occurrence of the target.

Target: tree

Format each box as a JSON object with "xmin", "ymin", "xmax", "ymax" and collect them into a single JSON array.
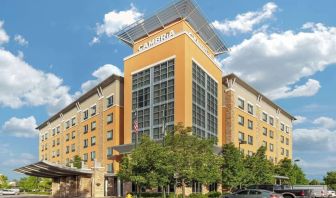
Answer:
[
  {"xmin": 244, "ymin": 146, "xmax": 274, "ymax": 185},
  {"xmin": 0, "ymin": 175, "xmax": 9, "ymax": 188},
  {"xmin": 324, "ymin": 171, "xmax": 336, "ymax": 190},
  {"xmin": 72, "ymin": 155, "xmax": 82, "ymax": 169},
  {"xmin": 19, "ymin": 176, "xmax": 39, "ymax": 192},
  {"xmin": 292, "ymin": 164, "xmax": 309, "ymax": 185},
  {"xmin": 221, "ymin": 143, "xmax": 246, "ymax": 192},
  {"xmin": 165, "ymin": 124, "xmax": 221, "ymax": 198},
  {"xmin": 118, "ymin": 136, "xmax": 174, "ymax": 196},
  {"xmin": 275, "ymin": 158, "xmax": 308, "ymax": 185},
  {"xmin": 309, "ymin": 179, "xmax": 321, "ymax": 185}
]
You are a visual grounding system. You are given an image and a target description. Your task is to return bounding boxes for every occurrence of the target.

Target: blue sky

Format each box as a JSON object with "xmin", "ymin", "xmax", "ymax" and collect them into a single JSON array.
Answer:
[{"xmin": 1, "ymin": 0, "xmax": 336, "ymax": 180}]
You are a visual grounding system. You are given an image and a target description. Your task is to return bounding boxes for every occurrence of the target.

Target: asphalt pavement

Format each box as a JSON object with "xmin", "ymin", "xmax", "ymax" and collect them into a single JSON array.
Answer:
[{"xmin": 0, "ymin": 195, "xmax": 50, "ymax": 198}]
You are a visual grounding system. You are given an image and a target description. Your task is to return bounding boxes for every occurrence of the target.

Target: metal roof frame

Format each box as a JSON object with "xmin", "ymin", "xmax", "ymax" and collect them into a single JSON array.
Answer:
[
  {"xmin": 14, "ymin": 161, "xmax": 93, "ymax": 178},
  {"xmin": 116, "ymin": 0, "xmax": 228, "ymax": 55}
]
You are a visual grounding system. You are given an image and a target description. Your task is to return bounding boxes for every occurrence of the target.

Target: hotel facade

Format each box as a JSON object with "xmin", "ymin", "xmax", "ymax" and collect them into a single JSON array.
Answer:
[{"xmin": 15, "ymin": 0, "xmax": 295, "ymax": 197}]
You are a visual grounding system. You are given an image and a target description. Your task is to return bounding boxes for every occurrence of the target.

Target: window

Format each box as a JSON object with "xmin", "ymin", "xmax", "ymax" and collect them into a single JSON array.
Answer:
[
  {"xmin": 41, "ymin": 135, "xmax": 44, "ymax": 142},
  {"xmin": 52, "ymin": 128, "xmax": 56, "ymax": 136},
  {"xmin": 71, "ymin": 144, "xmax": 75, "ymax": 152},
  {"xmin": 52, "ymin": 140, "xmax": 55, "ymax": 147},
  {"xmin": 83, "ymin": 139, "xmax": 88, "ymax": 148},
  {"xmin": 263, "ymin": 127, "xmax": 267, "ymax": 136},
  {"xmin": 286, "ymin": 138, "xmax": 289, "ymax": 145},
  {"xmin": 107, "ymin": 95, "xmax": 114, "ymax": 108},
  {"xmin": 286, "ymin": 126, "xmax": 290, "ymax": 133},
  {"xmin": 66, "ymin": 133, "xmax": 70, "ymax": 141},
  {"xmin": 269, "ymin": 130, "xmax": 274, "ymax": 139},
  {"xmin": 45, "ymin": 143, "xmax": 48, "ymax": 150},
  {"xmin": 286, "ymin": 149, "xmax": 289, "ymax": 157},
  {"xmin": 107, "ymin": 130, "xmax": 113, "ymax": 141},
  {"xmin": 248, "ymin": 135, "xmax": 253, "ymax": 145},
  {"xmin": 72, "ymin": 131, "xmax": 76, "ymax": 139},
  {"xmin": 238, "ymin": 132, "xmax": 245, "ymax": 141},
  {"xmin": 270, "ymin": 143, "xmax": 274, "ymax": 152},
  {"xmin": 262, "ymin": 112, "xmax": 268, "ymax": 122},
  {"xmin": 83, "ymin": 110, "xmax": 89, "ymax": 120},
  {"xmin": 71, "ymin": 117, "xmax": 76, "ymax": 126},
  {"xmin": 238, "ymin": 115, "xmax": 244, "ymax": 126},
  {"xmin": 45, "ymin": 133, "xmax": 48, "ymax": 140},
  {"xmin": 66, "ymin": 146, "xmax": 70, "ymax": 154},
  {"xmin": 91, "ymin": 136, "xmax": 96, "ymax": 146},
  {"xmin": 281, "ymin": 148, "xmax": 285, "ymax": 155},
  {"xmin": 91, "ymin": 151, "xmax": 96, "ymax": 161},
  {"xmin": 248, "ymin": 120, "xmax": 253, "ymax": 130},
  {"xmin": 65, "ymin": 120, "xmax": 70, "ymax": 129},
  {"xmin": 238, "ymin": 98, "xmax": 244, "ymax": 110},
  {"xmin": 192, "ymin": 61, "xmax": 217, "ymax": 140},
  {"xmin": 107, "ymin": 113, "xmax": 113, "ymax": 124},
  {"xmin": 262, "ymin": 141, "xmax": 267, "ymax": 148},
  {"xmin": 107, "ymin": 164, "xmax": 113, "ymax": 173},
  {"xmin": 248, "ymin": 103, "xmax": 253, "ymax": 115},
  {"xmin": 56, "ymin": 126, "xmax": 60, "ymax": 134},
  {"xmin": 56, "ymin": 138, "xmax": 60, "ymax": 145},
  {"xmin": 281, "ymin": 123, "xmax": 285, "ymax": 131},
  {"xmin": 56, "ymin": 150, "xmax": 60, "ymax": 157},
  {"xmin": 91, "ymin": 121, "xmax": 96, "ymax": 131},
  {"xmin": 107, "ymin": 147, "xmax": 113, "ymax": 157},
  {"xmin": 269, "ymin": 117, "xmax": 274, "ymax": 126},
  {"xmin": 83, "ymin": 125, "xmax": 88, "ymax": 134},
  {"xmin": 91, "ymin": 105, "xmax": 97, "ymax": 116},
  {"xmin": 83, "ymin": 153, "xmax": 88, "ymax": 162},
  {"xmin": 281, "ymin": 136, "xmax": 284, "ymax": 143}
]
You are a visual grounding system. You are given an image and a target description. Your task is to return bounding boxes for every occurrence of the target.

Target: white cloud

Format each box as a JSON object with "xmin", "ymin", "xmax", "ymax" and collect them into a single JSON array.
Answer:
[
  {"xmin": 94, "ymin": 4, "xmax": 143, "ymax": 41},
  {"xmin": 313, "ymin": 116, "xmax": 336, "ymax": 129},
  {"xmin": 212, "ymin": 2, "xmax": 277, "ymax": 35},
  {"xmin": 1, "ymin": 116, "xmax": 39, "ymax": 138},
  {"xmin": 0, "ymin": 152, "xmax": 36, "ymax": 167},
  {"xmin": 293, "ymin": 115, "xmax": 307, "ymax": 125},
  {"xmin": 0, "ymin": 48, "xmax": 73, "ymax": 115},
  {"xmin": 222, "ymin": 23, "xmax": 336, "ymax": 100},
  {"xmin": 0, "ymin": 20, "xmax": 9, "ymax": 44},
  {"xmin": 14, "ymin": 34, "xmax": 28, "ymax": 46},
  {"xmin": 80, "ymin": 64, "xmax": 123, "ymax": 93},
  {"xmin": 266, "ymin": 79, "xmax": 320, "ymax": 100},
  {"xmin": 89, "ymin": 36, "xmax": 100, "ymax": 46}
]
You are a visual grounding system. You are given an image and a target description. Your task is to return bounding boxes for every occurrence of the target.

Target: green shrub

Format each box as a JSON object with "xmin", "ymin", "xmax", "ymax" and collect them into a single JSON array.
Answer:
[
  {"xmin": 140, "ymin": 192, "xmax": 163, "ymax": 197},
  {"xmin": 188, "ymin": 193, "xmax": 208, "ymax": 198},
  {"xmin": 207, "ymin": 191, "xmax": 222, "ymax": 198}
]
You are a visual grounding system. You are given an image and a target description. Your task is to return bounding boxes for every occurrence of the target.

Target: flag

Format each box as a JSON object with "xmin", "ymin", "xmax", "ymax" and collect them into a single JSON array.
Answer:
[{"xmin": 133, "ymin": 111, "xmax": 138, "ymax": 133}]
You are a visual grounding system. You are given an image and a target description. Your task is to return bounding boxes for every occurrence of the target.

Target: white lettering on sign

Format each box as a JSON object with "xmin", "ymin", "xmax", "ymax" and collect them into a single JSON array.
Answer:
[
  {"xmin": 138, "ymin": 30, "xmax": 175, "ymax": 51},
  {"xmin": 188, "ymin": 32, "xmax": 213, "ymax": 58}
]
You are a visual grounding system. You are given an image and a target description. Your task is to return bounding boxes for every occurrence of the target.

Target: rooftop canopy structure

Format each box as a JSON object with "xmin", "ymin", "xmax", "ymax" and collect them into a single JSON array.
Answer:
[
  {"xmin": 116, "ymin": 0, "xmax": 228, "ymax": 55},
  {"xmin": 14, "ymin": 161, "xmax": 92, "ymax": 178}
]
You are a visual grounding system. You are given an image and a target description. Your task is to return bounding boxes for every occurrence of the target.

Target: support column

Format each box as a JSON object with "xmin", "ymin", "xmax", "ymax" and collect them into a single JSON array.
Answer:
[
  {"xmin": 117, "ymin": 177, "xmax": 122, "ymax": 197},
  {"xmin": 92, "ymin": 165, "xmax": 105, "ymax": 197}
]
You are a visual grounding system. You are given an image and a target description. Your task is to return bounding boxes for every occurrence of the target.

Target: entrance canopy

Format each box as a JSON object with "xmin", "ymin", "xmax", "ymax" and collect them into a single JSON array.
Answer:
[{"xmin": 14, "ymin": 161, "xmax": 93, "ymax": 178}]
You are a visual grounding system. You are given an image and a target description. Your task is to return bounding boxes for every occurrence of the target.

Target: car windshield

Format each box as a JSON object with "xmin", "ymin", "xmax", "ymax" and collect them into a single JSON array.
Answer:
[{"xmin": 250, "ymin": 190, "xmax": 262, "ymax": 195}]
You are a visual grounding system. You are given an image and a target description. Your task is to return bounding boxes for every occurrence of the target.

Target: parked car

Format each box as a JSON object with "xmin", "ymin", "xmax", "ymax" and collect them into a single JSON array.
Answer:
[
  {"xmin": 10, "ymin": 188, "xmax": 20, "ymax": 195},
  {"xmin": 327, "ymin": 190, "xmax": 335, "ymax": 197},
  {"xmin": 2, "ymin": 189, "xmax": 17, "ymax": 195},
  {"xmin": 0, "ymin": 189, "xmax": 3, "ymax": 195},
  {"xmin": 247, "ymin": 185, "xmax": 314, "ymax": 198},
  {"xmin": 293, "ymin": 185, "xmax": 328, "ymax": 198},
  {"xmin": 223, "ymin": 189, "xmax": 284, "ymax": 198}
]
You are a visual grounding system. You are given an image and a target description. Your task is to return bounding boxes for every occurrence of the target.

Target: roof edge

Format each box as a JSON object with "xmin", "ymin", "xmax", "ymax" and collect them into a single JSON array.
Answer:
[
  {"xmin": 36, "ymin": 74, "xmax": 124, "ymax": 130},
  {"xmin": 222, "ymin": 73, "xmax": 296, "ymax": 121}
]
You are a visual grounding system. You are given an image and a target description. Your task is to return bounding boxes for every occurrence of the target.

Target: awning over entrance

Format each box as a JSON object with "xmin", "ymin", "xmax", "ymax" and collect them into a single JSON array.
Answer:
[
  {"xmin": 112, "ymin": 143, "xmax": 135, "ymax": 154},
  {"xmin": 14, "ymin": 160, "xmax": 93, "ymax": 178}
]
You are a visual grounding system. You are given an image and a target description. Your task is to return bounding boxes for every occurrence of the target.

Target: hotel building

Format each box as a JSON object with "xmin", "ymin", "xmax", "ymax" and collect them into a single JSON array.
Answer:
[{"xmin": 15, "ymin": 0, "xmax": 295, "ymax": 197}]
